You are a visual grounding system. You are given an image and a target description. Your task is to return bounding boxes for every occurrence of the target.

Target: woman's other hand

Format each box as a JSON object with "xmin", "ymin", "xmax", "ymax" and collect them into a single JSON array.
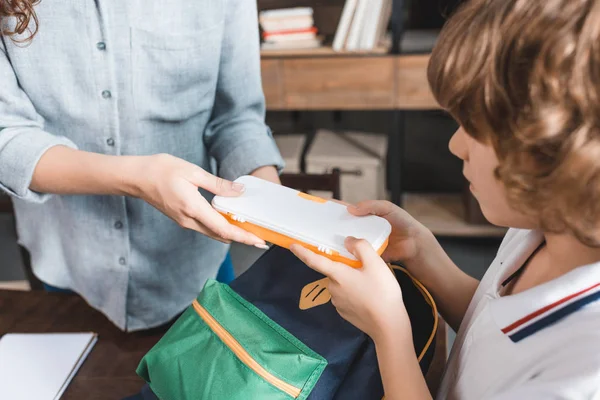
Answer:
[{"xmin": 132, "ymin": 153, "xmax": 268, "ymax": 248}]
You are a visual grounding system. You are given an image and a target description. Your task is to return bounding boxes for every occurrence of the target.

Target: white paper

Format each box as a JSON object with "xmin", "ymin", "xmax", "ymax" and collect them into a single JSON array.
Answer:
[{"xmin": 0, "ymin": 333, "xmax": 97, "ymax": 400}]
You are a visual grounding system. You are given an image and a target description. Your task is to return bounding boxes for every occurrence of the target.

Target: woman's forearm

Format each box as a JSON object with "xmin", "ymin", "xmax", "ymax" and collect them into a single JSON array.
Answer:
[
  {"xmin": 406, "ymin": 230, "xmax": 479, "ymax": 332},
  {"xmin": 30, "ymin": 145, "xmax": 142, "ymax": 197}
]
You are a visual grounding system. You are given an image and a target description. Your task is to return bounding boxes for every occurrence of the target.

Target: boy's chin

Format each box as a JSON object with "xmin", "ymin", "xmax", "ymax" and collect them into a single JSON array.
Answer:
[{"xmin": 480, "ymin": 206, "xmax": 536, "ymax": 230}]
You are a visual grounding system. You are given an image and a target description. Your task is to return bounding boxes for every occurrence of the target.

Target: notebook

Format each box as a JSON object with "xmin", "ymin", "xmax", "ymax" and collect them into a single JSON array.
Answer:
[{"xmin": 0, "ymin": 332, "xmax": 98, "ymax": 400}]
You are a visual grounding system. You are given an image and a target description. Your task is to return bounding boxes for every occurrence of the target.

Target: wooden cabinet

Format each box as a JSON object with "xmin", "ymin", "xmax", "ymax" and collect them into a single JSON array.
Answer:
[
  {"xmin": 261, "ymin": 54, "xmax": 440, "ymax": 110},
  {"xmin": 261, "ymin": 59, "xmax": 284, "ymax": 109},
  {"xmin": 281, "ymin": 57, "xmax": 396, "ymax": 110},
  {"xmin": 395, "ymin": 56, "xmax": 438, "ymax": 109}
]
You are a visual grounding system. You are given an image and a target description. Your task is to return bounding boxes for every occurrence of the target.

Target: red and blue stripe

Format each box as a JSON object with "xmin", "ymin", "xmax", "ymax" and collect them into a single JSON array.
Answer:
[{"xmin": 502, "ymin": 283, "xmax": 600, "ymax": 343}]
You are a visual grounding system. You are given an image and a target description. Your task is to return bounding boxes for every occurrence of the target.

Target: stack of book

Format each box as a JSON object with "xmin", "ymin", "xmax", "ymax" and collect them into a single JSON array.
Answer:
[
  {"xmin": 259, "ymin": 7, "xmax": 323, "ymax": 51},
  {"xmin": 333, "ymin": 0, "xmax": 393, "ymax": 52}
]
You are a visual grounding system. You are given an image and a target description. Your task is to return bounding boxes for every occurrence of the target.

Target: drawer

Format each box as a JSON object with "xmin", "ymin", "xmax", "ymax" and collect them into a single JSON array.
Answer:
[
  {"xmin": 261, "ymin": 59, "xmax": 284, "ymax": 109},
  {"xmin": 395, "ymin": 55, "xmax": 440, "ymax": 109},
  {"xmin": 281, "ymin": 57, "xmax": 396, "ymax": 110}
]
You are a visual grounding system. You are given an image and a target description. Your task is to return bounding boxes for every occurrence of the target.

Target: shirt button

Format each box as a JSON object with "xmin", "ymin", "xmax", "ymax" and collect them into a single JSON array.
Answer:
[
  {"xmin": 96, "ymin": 42, "xmax": 106, "ymax": 51},
  {"xmin": 102, "ymin": 90, "xmax": 112, "ymax": 99},
  {"xmin": 106, "ymin": 138, "xmax": 115, "ymax": 146},
  {"xmin": 119, "ymin": 257, "xmax": 127, "ymax": 266},
  {"xmin": 114, "ymin": 221, "xmax": 123, "ymax": 230}
]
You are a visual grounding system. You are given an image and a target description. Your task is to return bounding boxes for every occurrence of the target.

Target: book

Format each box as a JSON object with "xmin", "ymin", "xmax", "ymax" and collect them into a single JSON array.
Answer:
[
  {"xmin": 259, "ymin": 15, "xmax": 314, "ymax": 32},
  {"xmin": 375, "ymin": 0, "xmax": 393, "ymax": 48},
  {"xmin": 263, "ymin": 27, "xmax": 318, "ymax": 43},
  {"xmin": 346, "ymin": 0, "xmax": 369, "ymax": 51},
  {"xmin": 332, "ymin": 0, "xmax": 359, "ymax": 51},
  {"xmin": 259, "ymin": 7, "xmax": 313, "ymax": 20},
  {"xmin": 0, "ymin": 333, "xmax": 98, "ymax": 400},
  {"xmin": 261, "ymin": 38, "xmax": 322, "ymax": 50},
  {"xmin": 360, "ymin": 0, "xmax": 384, "ymax": 50}
]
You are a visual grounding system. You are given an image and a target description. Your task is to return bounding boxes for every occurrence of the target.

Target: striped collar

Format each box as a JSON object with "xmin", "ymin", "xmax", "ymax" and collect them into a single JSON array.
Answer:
[{"xmin": 489, "ymin": 230, "xmax": 600, "ymax": 343}]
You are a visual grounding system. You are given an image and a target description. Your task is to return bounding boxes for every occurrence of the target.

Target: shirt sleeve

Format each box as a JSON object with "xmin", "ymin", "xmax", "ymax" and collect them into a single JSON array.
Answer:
[
  {"xmin": 202, "ymin": 0, "xmax": 284, "ymax": 181},
  {"xmin": 0, "ymin": 37, "xmax": 78, "ymax": 203}
]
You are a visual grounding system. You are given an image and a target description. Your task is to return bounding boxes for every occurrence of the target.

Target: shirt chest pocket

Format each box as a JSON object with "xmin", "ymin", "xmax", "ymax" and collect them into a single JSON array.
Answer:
[{"xmin": 130, "ymin": 26, "xmax": 222, "ymax": 122}]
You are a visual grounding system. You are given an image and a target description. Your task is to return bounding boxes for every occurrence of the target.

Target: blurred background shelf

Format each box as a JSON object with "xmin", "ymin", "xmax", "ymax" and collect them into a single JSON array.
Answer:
[
  {"xmin": 261, "ymin": 44, "xmax": 390, "ymax": 58},
  {"xmin": 403, "ymin": 193, "xmax": 507, "ymax": 238},
  {"xmin": 258, "ymin": 0, "xmax": 497, "ymax": 240},
  {"xmin": 260, "ymin": 54, "xmax": 438, "ymax": 110}
]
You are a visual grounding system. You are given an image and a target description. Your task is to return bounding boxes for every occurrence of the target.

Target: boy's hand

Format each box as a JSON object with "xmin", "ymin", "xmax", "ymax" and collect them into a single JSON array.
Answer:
[
  {"xmin": 290, "ymin": 238, "xmax": 411, "ymax": 343},
  {"xmin": 348, "ymin": 201, "xmax": 432, "ymax": 266}
]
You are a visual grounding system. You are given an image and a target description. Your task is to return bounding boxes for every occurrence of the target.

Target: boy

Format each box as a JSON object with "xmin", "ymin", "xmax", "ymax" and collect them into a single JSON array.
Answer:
[{"xmin": 291, "ymin": 0, "xmax": 600, "ymax": 398}]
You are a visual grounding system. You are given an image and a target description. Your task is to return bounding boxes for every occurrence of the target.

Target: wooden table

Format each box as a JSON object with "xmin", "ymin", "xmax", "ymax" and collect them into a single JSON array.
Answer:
[
  {"xmin": 0, "ymin": 290, "xmax": 169, "ymax": 400},
  {"xmin": 0, "ymin": 289, "xmax": 447, "ymax": 398}
]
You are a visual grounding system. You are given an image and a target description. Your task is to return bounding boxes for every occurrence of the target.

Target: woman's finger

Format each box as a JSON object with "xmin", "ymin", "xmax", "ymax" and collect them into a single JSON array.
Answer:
[
  {"xmin": 188, "ymin": 166, "xmax": 245, "ymax": 197},
  {"xmin": 179, "ymin": 218, "xmax": 232, "ymax": 244},
  {"xmin": 185, "ymin": 197, "xmax": 267, "ymax": 247}
]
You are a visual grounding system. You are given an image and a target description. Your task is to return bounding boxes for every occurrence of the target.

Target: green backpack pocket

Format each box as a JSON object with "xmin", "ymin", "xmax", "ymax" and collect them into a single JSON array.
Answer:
[{"xmin": 137, "ymin": 280, "xmax": 327, "ymax": 400}]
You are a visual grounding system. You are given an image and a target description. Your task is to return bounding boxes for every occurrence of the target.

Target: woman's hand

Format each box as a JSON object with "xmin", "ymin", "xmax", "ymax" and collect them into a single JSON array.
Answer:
[
  {"xmin": 348, "ymin": 201, "xmax": 432, "ymax": 265},
  {"xmin": 290, "ymin": 237, "xmax": 411, "ymax": 343},
  {"xmin": 132, "ymin": 153, "xmax": 268, "ymax": 247}
]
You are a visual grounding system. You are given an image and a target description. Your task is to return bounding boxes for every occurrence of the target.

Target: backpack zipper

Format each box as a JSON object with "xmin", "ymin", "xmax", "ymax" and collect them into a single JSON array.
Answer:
[{"xmin": 192, "ymin": 299, "xmax": 302, "ymax": 398}]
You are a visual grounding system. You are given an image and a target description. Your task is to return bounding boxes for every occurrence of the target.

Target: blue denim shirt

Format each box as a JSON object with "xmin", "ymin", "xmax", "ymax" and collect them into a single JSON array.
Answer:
[{"xmin": 0, "ymin": 0, "xmax": 283, "ymax": 331}]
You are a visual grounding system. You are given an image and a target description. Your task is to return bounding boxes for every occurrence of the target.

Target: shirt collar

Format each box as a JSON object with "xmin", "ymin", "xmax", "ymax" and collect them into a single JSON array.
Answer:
[{"xmin": 489, "ymin": 230, "xmax": 600, "ymax": 343}]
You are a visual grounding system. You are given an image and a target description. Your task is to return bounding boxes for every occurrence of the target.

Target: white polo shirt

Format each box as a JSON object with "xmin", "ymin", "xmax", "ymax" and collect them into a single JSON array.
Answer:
[{"xmin": 437, "ymin": 229, "xmax": 600, "ymax": 399}]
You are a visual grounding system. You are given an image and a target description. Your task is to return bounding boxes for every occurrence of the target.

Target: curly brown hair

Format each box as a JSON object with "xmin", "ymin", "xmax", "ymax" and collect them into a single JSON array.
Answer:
[
  {"xmin": 428, "ymin": 0, "xmax": 600, "ymax": 246},
  {"xmin": 0, "ymin": 0, "xmax": 40, "ymax": 43}
]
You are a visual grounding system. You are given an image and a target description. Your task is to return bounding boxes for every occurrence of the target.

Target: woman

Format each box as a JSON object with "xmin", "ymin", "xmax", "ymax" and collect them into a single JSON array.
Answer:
[{"xmin": 0, "ymin": 0, "xmax": 283, "ymax": 331}]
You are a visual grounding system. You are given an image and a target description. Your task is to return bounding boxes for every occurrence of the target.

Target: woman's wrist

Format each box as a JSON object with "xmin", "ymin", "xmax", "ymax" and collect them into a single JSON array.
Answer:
[{"xmin": 117, "ymin": 155, "xmax": 152, "ymax": 198}]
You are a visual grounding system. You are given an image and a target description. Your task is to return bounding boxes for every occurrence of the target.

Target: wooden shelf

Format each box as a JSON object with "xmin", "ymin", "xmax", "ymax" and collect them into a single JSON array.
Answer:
[
  {"xmin": 261, "ymin": 54, "xmax": 440, "ymax": 110},
  {"xmin": 403, "ymin": 193, "xmax": 507, "ymax": 238},
  {"xmin": 260, "ymin": 45, "xmax": 391, "ymax": 58}
]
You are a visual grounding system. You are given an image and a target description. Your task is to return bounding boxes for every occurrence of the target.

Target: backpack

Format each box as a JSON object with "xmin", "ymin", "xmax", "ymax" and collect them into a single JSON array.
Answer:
[{"xmin": 136, "ymin": 246, "xmax": 438, "ymax": 399}]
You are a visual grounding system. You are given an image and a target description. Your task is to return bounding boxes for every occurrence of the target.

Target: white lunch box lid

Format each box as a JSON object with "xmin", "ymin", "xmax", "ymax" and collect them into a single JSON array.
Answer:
[{"xmin": 212, "ymin": 176, "xmax": 391, "ymax": 261}]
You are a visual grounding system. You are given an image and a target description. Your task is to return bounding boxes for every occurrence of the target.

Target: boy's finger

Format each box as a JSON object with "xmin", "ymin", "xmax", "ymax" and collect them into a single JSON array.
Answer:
[
  {"xmin": 290, "ymin": 244, "xmax": 338, "ymax": 277},
  {"xmin": 345, "ymin": 237, "xmax": 382, "ymax": 268},
  {"xmin": 348, "ymin": 200, "xmax": 394, "ymax": 217}
]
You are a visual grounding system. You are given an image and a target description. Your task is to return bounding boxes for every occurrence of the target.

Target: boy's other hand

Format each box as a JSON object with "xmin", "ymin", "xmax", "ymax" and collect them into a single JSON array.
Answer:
[
  {"xmin": 348, "ymin": 201, "xmax": 432, "ymax": 266},
  {"xmin": 290, "ymin": 238, "xmax": 411, "ymax": 343}
]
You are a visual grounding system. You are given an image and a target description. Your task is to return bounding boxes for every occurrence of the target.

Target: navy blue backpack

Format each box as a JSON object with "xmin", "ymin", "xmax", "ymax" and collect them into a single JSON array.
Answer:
[{"xmin": 128, "ymin": 246, "xmax": 438, "ymax": 399}]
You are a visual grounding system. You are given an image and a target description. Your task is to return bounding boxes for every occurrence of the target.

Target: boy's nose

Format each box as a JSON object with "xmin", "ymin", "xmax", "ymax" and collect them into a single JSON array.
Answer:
[{"xmin": 449, "ymin": 127, "xmax": 469, "ymax": 161}]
